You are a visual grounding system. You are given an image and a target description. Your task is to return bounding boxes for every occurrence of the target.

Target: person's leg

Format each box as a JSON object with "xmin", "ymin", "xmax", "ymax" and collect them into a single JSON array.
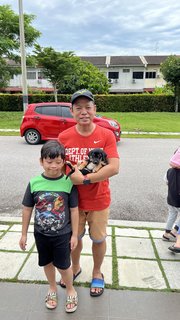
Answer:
[
  {"xmin": 34, "ymin": 232, "xmax": 58, "ymax": 309},
  {"xmin": 44, "ymin": 263, "xmax": 58, "ymax": 308},
  {"xmin": 59, "ymin": 211, "xmax": 86, "ymax": 287},
  {"xmin": 44, "ymin": 262, "xmax": 57, "ymax": 291},
  {"xmin": 175, "ymin": 234, "xmax": 180, "ymax": 246},
  {"xmin": 71, "ymin": 238, "xmax": 83, "ymax": 275},
  {"xmin": 58, "ymin": 267, "xmax": 78, "ymax": 312},
  {"xmin": 171, "ymin": 208, "xmax": 180, "ymax": 235},
  {"xmin": 163, "ymin": 205, "xmax": 178, "ymax": 239},
  {"xmin": 88, "ymin": 208, "xmax": 109, "ymax": 296},
  {"xmin": 91, "ymin": 240, "xmax": 106, "ymax": 294}
]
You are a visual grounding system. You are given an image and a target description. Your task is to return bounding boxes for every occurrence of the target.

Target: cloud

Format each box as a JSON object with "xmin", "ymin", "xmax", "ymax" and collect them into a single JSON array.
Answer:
[{"xmin": 1, "ymin": 0, "xmax": 180, "ymax": 56}]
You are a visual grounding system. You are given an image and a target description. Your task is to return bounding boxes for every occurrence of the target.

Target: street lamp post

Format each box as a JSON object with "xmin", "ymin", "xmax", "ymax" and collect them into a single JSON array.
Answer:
[{"xmin": 18, "ymin": 0, "xmax": 28, "ymax": 112}]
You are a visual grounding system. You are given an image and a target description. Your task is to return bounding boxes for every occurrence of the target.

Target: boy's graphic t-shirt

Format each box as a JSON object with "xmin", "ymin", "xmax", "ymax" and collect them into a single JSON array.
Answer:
[
  {"xmin": 22, "ymin": 174, "xmax": 78, "ymax": 236},
  {"xmin": 59, "ymin": 125, "xmax": 119, "ymax": 211}
]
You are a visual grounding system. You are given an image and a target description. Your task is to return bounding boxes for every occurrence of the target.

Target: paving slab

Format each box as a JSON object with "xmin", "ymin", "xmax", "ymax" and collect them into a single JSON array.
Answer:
[
  {"xmin": 9, "ymin": 224, "xmax": 34, "ymax": 232},
  {"xmin": 118, "ymin": 258, "xmax": 166, "ymax": 289},
  {"xmin": 150, "ymin": 229, "xmax": 165, "ymax": 238},
  {"xmin": 0, "ymin": 251, "xmax": 28, "ymax": 278},
  {"xmin": 0, "ymin": 231, "xmax": 34, "ymax": 251},
  {"xmin": 154, "ymin": 238, "xmax": 180, "ymax": 260},
  {"xmin": 18, "ymin": 252, "xmax": 47, "ymax": 281},
  {"xmin": 116, "ymin": 237, "xmax": 156, "ymax": 259},
  {"xmin": 115, "ymin": 227, "xmax": 149, "ymax": 237},
  {"xmin": 161, "ymin": 260, "xmax": 180, "ymax": 289},
  {"xmin": 0, "ymin": 224, "xmax": 10, "ymax": 231}
]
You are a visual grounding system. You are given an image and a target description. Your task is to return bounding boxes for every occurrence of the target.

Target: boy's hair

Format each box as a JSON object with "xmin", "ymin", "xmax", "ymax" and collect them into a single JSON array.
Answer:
[{"xmin": 41, "ymin": 140, "xmax": 65, "ymax": 160}]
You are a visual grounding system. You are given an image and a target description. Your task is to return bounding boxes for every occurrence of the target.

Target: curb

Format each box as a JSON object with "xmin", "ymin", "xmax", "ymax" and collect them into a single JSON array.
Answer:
[{"xmin": 0, "ymin": 129, "xmax": 180, "ymax": 135}]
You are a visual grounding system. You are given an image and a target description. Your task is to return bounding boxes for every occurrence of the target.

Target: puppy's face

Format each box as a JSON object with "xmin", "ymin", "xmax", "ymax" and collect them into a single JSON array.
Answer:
[{"xmin": 88, "ymin": 149, "xmax": 107, "ymax": 165}]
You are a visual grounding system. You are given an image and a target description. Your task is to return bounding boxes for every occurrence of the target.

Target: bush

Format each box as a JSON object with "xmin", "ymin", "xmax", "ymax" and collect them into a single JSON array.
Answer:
[
  {"xmin": 0, "ymin": 93, "xmax": 175, "ymax": 112},
  {"xmin": 95, "ymin": 94, "xmax": 175, "ymax": 112}
]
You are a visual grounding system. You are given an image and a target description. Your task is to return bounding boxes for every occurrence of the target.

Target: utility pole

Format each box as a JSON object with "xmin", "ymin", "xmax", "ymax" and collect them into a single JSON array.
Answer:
[{"xmin": 18, "ymin": 0, "xmax": 28, "ymax": 112}]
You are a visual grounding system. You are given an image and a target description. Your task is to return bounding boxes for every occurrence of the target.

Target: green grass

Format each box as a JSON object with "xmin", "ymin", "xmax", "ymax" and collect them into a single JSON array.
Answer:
[
  {"xmin": 0, "ymin": 112, "xmax": 180, "ymax": 138},
  {"xmin": 101, "ymin": 112, "xmax": 180, "ymax": 133},
  {"xmin": 0, "ymin": 112, "xmax": 23, "ymax": 129}
]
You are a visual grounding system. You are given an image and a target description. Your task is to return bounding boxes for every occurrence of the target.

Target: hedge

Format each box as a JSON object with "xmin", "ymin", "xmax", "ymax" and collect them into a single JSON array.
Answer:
[{"xmin": 0, "ymin": 93, "xmax": 175, "ymax": 112}]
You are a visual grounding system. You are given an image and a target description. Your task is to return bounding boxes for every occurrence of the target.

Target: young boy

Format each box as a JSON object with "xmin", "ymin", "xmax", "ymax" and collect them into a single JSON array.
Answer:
[{"xmin": 19, "ymin": 140, "xmax": 79, "ymax": 313}]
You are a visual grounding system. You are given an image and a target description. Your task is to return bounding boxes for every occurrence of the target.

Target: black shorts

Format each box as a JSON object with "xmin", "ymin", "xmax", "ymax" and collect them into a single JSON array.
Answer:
[{"xmin": 34, "ymin": 231, "xmax": 71, "ymax": 270}]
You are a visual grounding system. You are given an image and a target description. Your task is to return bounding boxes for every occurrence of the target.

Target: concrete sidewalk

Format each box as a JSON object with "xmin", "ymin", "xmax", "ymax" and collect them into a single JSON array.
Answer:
[{"xmin": 0, "ymin": 216, "xmax": 180, "ymax": 319}]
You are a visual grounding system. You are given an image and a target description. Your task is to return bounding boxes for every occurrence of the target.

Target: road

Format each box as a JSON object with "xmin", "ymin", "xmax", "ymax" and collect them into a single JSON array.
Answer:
[{"xmin": 0, "ymin": 136, "xmax": 179, "ymax": 222}]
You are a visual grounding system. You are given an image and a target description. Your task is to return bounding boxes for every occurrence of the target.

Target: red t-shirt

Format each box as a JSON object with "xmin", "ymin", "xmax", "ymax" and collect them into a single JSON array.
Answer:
[{"xmin": 58, "ymin": 125, "xmax": 119, "ymax": 210}]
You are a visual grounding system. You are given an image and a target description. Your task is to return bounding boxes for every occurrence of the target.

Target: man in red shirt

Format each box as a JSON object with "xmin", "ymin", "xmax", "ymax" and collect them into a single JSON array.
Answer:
[{"xmin": 58, "ymin": 89, "xmax": 119, "ymax": 297}]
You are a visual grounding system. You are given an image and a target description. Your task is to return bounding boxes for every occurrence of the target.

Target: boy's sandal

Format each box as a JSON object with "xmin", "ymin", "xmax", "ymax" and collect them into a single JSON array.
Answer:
[
  {"xmin": 65, "ymin": 293, "xmax": 78, "ymax": 313},
  {"xmin": 45, "ymin": 292, "xmax": 57, "ymax": 309}
]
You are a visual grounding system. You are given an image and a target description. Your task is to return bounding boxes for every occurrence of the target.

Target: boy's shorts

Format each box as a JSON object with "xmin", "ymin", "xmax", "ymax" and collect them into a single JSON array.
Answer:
[
  {"xmin": 34, "ymin": 231, "xmax": 71, "ymax": 269},
  {"xmin": 78, "ymin": 208, "xmax": 109, "ymax": 243}
]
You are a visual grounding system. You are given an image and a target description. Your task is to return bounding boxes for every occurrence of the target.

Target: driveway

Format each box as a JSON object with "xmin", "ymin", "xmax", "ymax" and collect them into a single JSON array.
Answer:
[{"xmin": 0, "ymin": 136, "xmax": 179, "ymax": 222}]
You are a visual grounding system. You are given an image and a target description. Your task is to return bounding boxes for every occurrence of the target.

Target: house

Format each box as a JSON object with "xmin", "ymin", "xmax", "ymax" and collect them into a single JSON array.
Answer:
[{"xmin": 1, "ymin": 55, "xmax": 178, "ymax": 94}]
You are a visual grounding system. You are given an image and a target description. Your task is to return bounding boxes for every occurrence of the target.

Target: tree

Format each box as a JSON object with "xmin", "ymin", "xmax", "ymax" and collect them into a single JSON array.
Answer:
[
  {"xmin": 160, "ymin": 55, "xmax": 180, "ymax": 112},
  {"xmin": 34, "ymin": 45, "xmax": 78, "ymax": 101},
  {"xmin": 0, "ymin": 4, "xmax": 40, "ymax": 88},
  {"xmin": 34, "ymin": 45, "xmax": 109, "ymax": 101},
  {"xmin": 61, "ymin": 59, "xmax": 110, "ymax": 94},
  {"xmin": 152, "ymin": 84, "xmax": 174, "ymax": 95}
]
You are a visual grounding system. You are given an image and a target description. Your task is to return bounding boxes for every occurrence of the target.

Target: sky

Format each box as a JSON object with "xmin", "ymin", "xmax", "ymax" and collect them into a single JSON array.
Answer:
[{"xmin": 2, "ymin": 0, "xmax": 180, "ymax": 56}]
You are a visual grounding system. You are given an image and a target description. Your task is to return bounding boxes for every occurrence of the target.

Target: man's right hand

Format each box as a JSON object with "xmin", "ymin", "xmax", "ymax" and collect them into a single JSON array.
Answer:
[{"xmin": 70, "ymin": 165, "xmax": 85, "ymax": 185}]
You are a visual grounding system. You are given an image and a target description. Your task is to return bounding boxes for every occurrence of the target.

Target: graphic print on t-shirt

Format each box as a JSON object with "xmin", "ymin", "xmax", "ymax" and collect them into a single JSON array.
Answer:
[
  {"xmin": 65, "ymin": 147, "xmax": 95, "ymax": 163},
  {"xmin": 35, "ymin": 192, "xmax": 65, "ymax": 232}
]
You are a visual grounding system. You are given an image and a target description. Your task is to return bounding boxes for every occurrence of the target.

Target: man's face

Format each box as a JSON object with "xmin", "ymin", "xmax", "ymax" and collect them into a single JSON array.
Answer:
[{"xmin": 71, "ymin": 97, "xmax": 96, "ymax": 126}]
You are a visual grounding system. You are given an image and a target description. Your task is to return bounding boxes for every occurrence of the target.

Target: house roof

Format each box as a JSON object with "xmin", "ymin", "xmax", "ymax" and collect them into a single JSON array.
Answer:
[
  {"xmin": 110, "ymin": 56, "xmax": 143, "ymax": 66},
  {"xmin": 80, "ymin": 56, "xmax": 106, "ymax": 66},
  {"xmin": 144, "ymin": 56, "xmax": 168, "ymax": 65}
]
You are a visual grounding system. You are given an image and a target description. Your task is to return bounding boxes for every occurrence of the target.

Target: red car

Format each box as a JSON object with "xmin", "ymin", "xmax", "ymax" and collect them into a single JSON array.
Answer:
[{"xmin": 20, "ymin": 102, "xmax": 121, "ymax": 145}]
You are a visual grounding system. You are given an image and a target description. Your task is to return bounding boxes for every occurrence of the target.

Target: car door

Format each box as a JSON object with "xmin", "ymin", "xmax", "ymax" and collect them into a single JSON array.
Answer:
[
  {"xmin": 34, "ymin": 105, "xmax": 61, "ymax": 138},
  {"xmin": 57, "ymin": 105, "xmax": 76, "ymax": 133}
]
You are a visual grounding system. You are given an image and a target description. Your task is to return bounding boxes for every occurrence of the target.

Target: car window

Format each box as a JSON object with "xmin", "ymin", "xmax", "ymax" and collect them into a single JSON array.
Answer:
[
  {"xmin": 35, "ymin": 106, "xmax": 42, "ymax": 114},
  {"xmin": 61, "ymin": 106, "xmax": 73, "ymax": 118},
  {"xmin": 36, "ymin": 106, "xmax": 58, "ymax": 116}
]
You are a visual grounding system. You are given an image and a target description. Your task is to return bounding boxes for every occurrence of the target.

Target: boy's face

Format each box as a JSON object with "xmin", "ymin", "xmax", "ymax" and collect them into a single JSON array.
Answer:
[{"xmin": 40, "ymin": 156, "xmax": 64, "ymax": 178}]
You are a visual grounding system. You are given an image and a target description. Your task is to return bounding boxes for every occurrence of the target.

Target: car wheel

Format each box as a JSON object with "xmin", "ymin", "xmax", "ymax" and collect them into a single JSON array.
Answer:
[{"xmin": 24, "ymin": 129, "xmax": 41, "ymax": 145}]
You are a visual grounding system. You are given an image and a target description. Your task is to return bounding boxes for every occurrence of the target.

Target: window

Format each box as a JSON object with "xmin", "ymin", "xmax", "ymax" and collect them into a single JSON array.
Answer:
[
  {"xmin": 145, "ymin": 72, "xmax": 156, "ymax": 79},
  {"xmin": 38, "ymin": 71, "xmax": 45, "ymax": 79},
  {"xmin": 35, "ymin": 106, "xmax": 57, "ymax": 116},
  {"xmin": 108, "ymin": 72, "xmax": 119, "ymax": 79},
  {"xmin": 27, "ymin": 71, "xmax": 36, "ymax": 80},
  {"xmin": 123, "ymin": 69, "xmax": 130, "ymax": 73},
  {"xmin": 132, "ymin": 72, "xmax": 144, "ymax": 79},
  {"xmin": 61, "ymin": 107, "xmax": 73, "ymax": 118}
]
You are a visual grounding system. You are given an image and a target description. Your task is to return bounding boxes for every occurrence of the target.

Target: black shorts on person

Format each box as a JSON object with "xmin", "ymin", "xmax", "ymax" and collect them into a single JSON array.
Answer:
[{"xmin": 34, "ymin": 231, "xmax": 71, "ymax": 269}]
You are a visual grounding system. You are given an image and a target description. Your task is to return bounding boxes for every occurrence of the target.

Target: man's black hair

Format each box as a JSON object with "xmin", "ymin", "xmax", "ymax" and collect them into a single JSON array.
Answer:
[{"xmin": 41, "ymin": 140, "xmax": 65, "ymax": 160}]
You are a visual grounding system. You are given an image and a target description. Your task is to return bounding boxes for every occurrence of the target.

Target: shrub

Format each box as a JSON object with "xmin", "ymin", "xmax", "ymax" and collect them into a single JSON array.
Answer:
[{"xmin": 0, "ymin": 93, "xmax": 175, "ymax": 112}]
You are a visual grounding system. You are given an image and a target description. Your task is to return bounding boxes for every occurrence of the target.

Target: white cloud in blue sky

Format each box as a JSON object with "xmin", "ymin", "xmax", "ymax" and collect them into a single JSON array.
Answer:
[{"xmin": 2, "ymin": 0, "xmax": 180, "ymax": 55}]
